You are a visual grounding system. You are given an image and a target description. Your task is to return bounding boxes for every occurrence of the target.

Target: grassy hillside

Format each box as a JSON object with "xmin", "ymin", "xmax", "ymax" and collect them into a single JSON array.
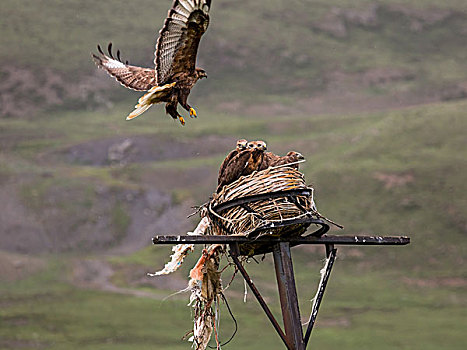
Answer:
[
  {"xmin": 8, "ymin": 99, "xmax": 467, "ymax": 265},
  {"xmin": 1, "ymin": 0, "xmax": 466, "ymax": 349},
  {"xmin": 1, "ymin": 0, "xmax": 466, "ymax": 116},
  {"xmin": 1, "ymin": 98, "xmax": 466, "ymax": 349}
]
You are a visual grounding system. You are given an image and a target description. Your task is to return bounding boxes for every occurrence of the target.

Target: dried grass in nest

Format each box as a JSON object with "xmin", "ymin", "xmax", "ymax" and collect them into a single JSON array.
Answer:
[{"xmin": 207, "ymin": 167, "xmax": 319, "ymax": 245}]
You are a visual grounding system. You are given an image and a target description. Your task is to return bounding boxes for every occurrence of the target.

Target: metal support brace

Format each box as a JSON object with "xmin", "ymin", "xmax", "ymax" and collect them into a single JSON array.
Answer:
[
  {"xmin": 153, "ymin": 234, "xmax": 409, "ymax": 349},
  {"xmin": 229, "ymin": 243, "xmax": 291, "ymax": 350},
  {"xmin": 227, "ymin": 241, "xmax": 337, "ymax": 350},
  {"xmin": 303, "ymin": 244, "xmax": 337, "ymax": 347}
]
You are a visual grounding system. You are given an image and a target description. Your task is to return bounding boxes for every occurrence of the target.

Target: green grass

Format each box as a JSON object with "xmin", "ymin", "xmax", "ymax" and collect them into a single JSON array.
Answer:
[
  {"xmin": 1, "ymin": 253, "xmax": 465, "ymax": 349},
  {"xmin": 2, "ymin": 99, "xmax": 467, "ymax": 258},
  {"xmin": 111, "ymin": 201, "xmax": 131, "ymax": 242}
]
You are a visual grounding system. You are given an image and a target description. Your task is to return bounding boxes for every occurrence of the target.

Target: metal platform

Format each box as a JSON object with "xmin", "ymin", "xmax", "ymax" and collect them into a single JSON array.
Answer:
[
  {"xmin": 153, "ymin": 234, "xmax": 409, "ymax": 246},
  {"xmin": 153, "ymin": 233, "xmax": 409, "ymax": 349}
]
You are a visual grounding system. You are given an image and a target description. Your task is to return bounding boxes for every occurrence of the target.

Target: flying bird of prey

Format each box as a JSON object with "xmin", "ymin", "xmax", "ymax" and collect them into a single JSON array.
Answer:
[
  {"xmin": 92, "ymin": 0, "xmax": 212, "ymax": 125},
  {"xmin": 216, "ymin": 140, "xmax": 267, "ymax": 192}
]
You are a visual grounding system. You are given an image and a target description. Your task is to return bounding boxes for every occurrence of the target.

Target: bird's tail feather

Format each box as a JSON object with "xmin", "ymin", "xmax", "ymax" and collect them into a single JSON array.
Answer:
[
  {"xmin": 126, "ymin": 82, "xmax": 176, "ymax": 121},
  {"xmin": 127, "ymin": 103, "xmax": 153, "ymax": 121}
]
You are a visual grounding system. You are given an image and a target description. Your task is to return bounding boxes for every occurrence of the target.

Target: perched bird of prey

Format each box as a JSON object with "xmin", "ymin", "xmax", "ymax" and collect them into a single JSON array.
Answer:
[
  {"xmin": 259, "ymin": 151, "xmax": 281, "ymax": 171},
  {"xmin": 270, "ymin": 151, "xmax": 305, "ymax": 169},
  {"xmin": 245, "ymin": 140, "xmax": 267, "ymax": 174},
  {"xmin": 92, "ymin": 0, "xmax": 212, "ymax": 125},
  {"xmin": 216, "ymin": 140, "xmax": 267, "ymax": 192},
  {"xmin": 218, "ymin": 139, "xmax": 248, "ymax": 185},
  {"xmin": 260, "ymin": 150, "xmax": 305, "ymax": 170}
]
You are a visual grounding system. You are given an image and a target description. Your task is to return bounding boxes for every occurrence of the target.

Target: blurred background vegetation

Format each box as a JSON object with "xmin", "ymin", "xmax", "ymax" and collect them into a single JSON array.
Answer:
[{"xmin": 0, "ymin": 0, "xmax": 466, "ymax": 349}]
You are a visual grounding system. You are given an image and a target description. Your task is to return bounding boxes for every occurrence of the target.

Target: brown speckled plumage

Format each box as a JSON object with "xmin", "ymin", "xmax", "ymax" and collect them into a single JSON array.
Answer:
[{"xmin": 92, "ymin": 0, "xmax": 212, "ymax": 123}]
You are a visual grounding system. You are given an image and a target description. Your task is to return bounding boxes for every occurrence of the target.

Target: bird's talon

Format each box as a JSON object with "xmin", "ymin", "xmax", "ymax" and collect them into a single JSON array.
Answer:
[
  {"xmin": 190, "ymin": 108, "xmax": 197, "ymax": 118},
  {"xmin": 179, "ymin": 116, "xmax": 186, "ymax": 126}
]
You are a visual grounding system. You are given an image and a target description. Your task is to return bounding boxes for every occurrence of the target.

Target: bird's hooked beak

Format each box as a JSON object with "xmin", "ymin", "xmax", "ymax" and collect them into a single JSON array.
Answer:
[
  {"xmin": 237, "ymin": 139, "xmax": 248, "ymax": 150},
  {"xmin": 257, "ymin": 142, "xmax": 267, "ymax": 151},
  {"xmin": 195, "ymin": 68, "xmax": 207, "ymax": 79},
  {"xmin": 295, "ymin": 152, "xmax": 305, "ymax": 160}
]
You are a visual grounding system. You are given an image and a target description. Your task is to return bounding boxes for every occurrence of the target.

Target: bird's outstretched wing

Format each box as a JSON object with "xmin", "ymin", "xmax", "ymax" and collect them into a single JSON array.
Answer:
[
  {"xmin": 155, "ymin": 0, "xmax": 211, "ymax": 84},
  {"xmin": 92, "ymin": 43, "xmax": 157, "ymax": 91}
]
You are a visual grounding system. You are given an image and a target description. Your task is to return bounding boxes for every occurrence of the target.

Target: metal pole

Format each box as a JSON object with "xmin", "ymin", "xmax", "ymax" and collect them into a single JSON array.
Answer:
[{"xmin": 273, "ymin": 242, "xmax": 305, "ymax": 350}]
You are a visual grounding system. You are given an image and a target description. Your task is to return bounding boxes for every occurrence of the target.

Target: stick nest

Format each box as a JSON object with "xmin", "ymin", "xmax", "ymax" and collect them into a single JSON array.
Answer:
[{"xmin": 206, "ymin": 167, "xmax": 319, "ymax": 253}]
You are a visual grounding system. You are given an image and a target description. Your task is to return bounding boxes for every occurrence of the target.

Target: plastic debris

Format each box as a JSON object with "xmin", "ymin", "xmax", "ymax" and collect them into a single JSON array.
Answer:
[
  {"xmin": 188, "ymin": 244, "xmax": 223, "ymax": 350},
  {"xmin": 148, "ymin": 216, "xmax": 212, "ymax": 277},
  {"xmin": 148, "ymin": 243, "xmax": 195, "ymax": 276}
]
